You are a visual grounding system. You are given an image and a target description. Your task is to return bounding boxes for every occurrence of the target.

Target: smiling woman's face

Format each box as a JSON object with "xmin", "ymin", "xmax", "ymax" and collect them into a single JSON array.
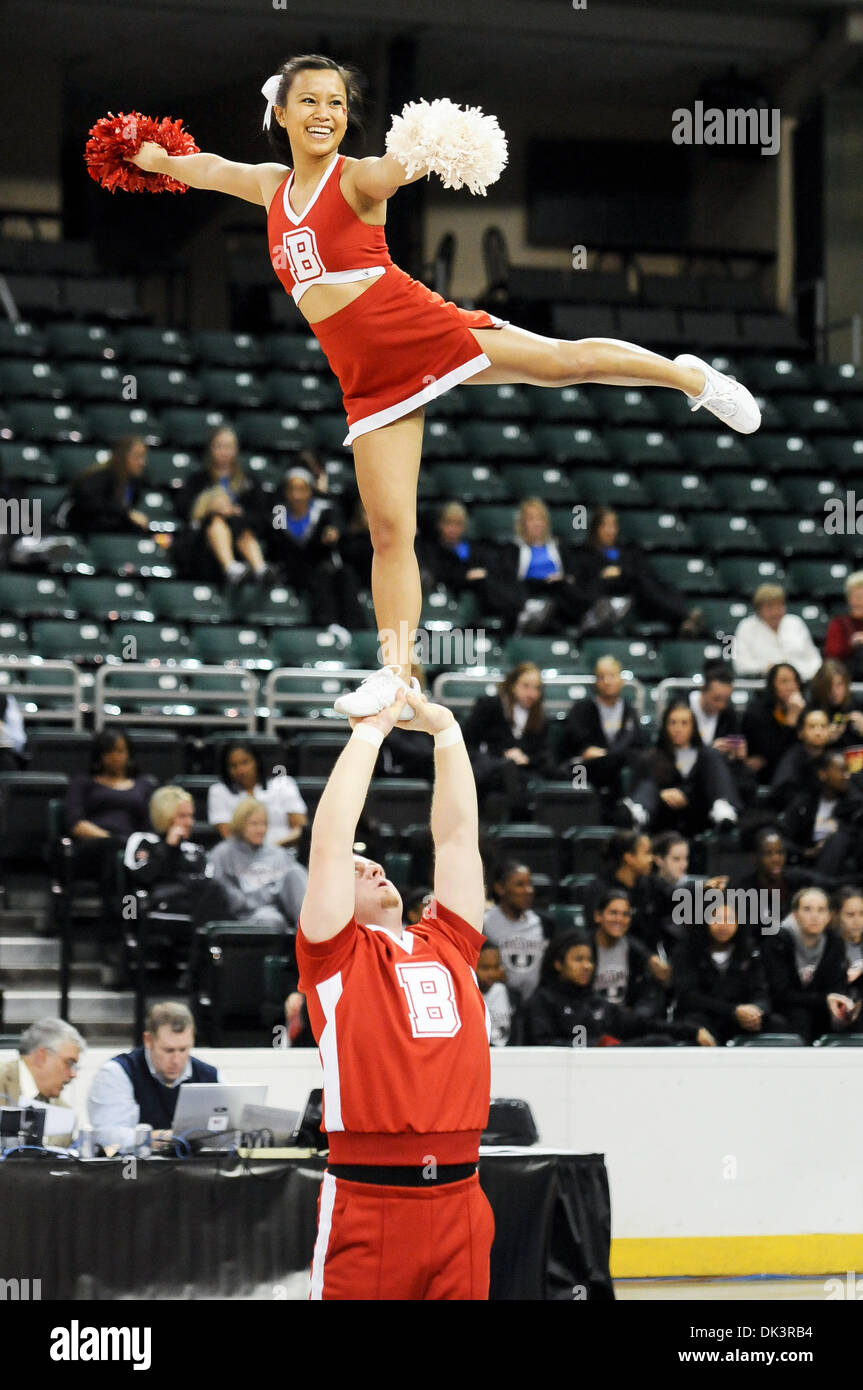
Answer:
[{"xmin": 277, "ymin": 69, "xmax": 348, "ymax": 161}]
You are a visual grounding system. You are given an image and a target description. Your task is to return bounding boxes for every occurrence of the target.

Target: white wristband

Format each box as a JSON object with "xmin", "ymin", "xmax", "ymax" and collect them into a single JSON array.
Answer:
[
  {"xmin": 351, "ymin": 724, "xmax": 384, "ymax": 750},
  {"xmin": 434, "ymin": 723, "xmax": 463, "ymax": 749}
]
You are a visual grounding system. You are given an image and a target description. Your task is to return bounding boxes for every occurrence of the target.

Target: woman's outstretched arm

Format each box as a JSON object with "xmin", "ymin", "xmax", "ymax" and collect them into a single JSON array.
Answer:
[
  {"xmin": 345, "ymin": 154, "xmax": 431, "ymax": 205},
  {"xmin": 128, "ymin": 141, "xmax": 286, "ymax": 206}
]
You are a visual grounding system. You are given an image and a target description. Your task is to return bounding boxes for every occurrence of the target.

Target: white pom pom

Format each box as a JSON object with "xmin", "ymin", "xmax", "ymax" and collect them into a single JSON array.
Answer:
[{"xmin": 385, "ymin": 97, "xmax": 508, "ymax": 196}]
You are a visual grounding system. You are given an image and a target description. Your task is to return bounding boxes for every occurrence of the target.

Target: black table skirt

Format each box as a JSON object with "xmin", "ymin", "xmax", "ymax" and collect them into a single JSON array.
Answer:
[{"xmin": 0, "ymin": 1150, "xmax": 612, "ymax": 1301}]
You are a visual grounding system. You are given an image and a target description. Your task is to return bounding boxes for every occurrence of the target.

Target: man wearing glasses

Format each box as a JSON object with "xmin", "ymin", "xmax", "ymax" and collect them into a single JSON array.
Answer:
[{"xmin": 0, "ymin": 1017, "xmax": 84, "ymax": 1146}]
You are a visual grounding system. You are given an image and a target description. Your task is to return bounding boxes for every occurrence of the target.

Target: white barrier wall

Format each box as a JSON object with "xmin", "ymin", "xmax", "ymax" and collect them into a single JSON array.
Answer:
[{"xmin": 6, "ymin": 1047, "xmax": 862, "ymax": 1276}]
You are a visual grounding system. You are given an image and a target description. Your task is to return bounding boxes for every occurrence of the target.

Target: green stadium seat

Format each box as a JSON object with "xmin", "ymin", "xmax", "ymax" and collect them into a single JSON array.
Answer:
[
  {"xmin": 425, "ymin": 387, "xmax": 468, "ymax": 419},
  {"xmin": 711, "ymin": 472, "xmax": 788, "ymax": 512},
  {"xmin": 812, "ymin": 1034, "xmax": 863, "ymax": 1047},
  {"xmin": 0, "ymin": 321, "xmax": 46, "ymax": 357},
  {"xmin": 470, "ymin": 505, "xmax": 517, "ymax": 543},
  {"xmin": 0, "ymin": 623, "xmax": 30, "ymax": 657},
  {"xmin": 293, "ymin": 731, "xmax": 351, "ymax": 777},
  {"xmin": 137, "ymin": 489, "xmax": 179, "ymax": 528},
  {"xmin": 107, "ymin": 620, "xmax": 192, "ymax": 662},
  {"xmin": 785, "ymin": 559, "xmax": 850, "ymax": 599},
  {"xmin": 9, "ymin": 401, "xmax": 87, "ymax": 442},
  {"xmin": 503, "ymin": 462, "xmax": 575, "ymax": 504},
  {"xmin": 748, "ymin": 432, "xmax": 822, "ymax": 472},
  {"xmin": 526, "ymin": 385, "xmax": 598, "ymax": 423},
  {"xmin": 780, "ymin": 475, "xmax": 842, "ymax": 512},
  {"xmin": 548, "ymin": 902, "xmax": 586, "ymax": 931},
  {"xmin": 235, "ymin": 410, "xmax": 312, "ymax": 452},
  {"xmin": 780, "ymin": 395, "xmax": 851, "ymax": 433},
  {"xmin": 467, "ymin": 384, "xmax": 533, "ymax": 419},
  {"xmin": 592, "ymin": 387, "xmax": 663, "ymax": 427},
  {"xmin": 31, "ymin": 619, "xmax": 107, "ymax": 661},
  {"xmin": 0, "ymin": 572, "xmax": 69, "ymax": 618},
  {"xmin": 606, "ymin": 427, "xmax": 682, "ymax": 467},
  {"xmin": 834, "ymin": 398, "xmax": 863, "ymax": 432},
  {"xmin": 157, "ymin": 407, "xmax": 228, "ymax": 448},
  {"xmin": 683, "ymin": 601, "xmax": 748, "ymax": 638},
  {"xmin": 264, "ymin": 333, "xmax": 327, "ymax": 371},
  {"xmin": 265, "ymin": 372, "xmax": 341, "ymax": 413},
  {"xmin": 190, "ymin": 624, "xmax": 268, "ymax": 666},
  {"xmin": 644, "ymin": 470, "xmax": 716, "ymax": 510},
  {"xmin": 365, "ymin": 779, "xmax": 433, "ymax": 832},
  {"xmin": 269, "ymin": 626, "xmax": 353, "ymax": 667},
  {"xmin": 191, "ymin": 331, "xmax": 265, "ymax": 368},
  {"xmin": 575, "ymin": 466, "xmax": 651, "ymax": 507},
  {"xmin": 531, "ymin": 784, "xmax": 602, "ymax": 835},
  {"xmin": 533, "ymin": 424, "xmax": 611, "ymax": 464},
  {"xmin": 621, "ymin": 510, "xmax": 697, "ymax": 550},
  {"xmin": 502, "ymin": 636, "xmax": 575, "ymax": 669},
  {"xmin": 148, "ymin": 580, "xmax": 225, "ymax": 624},
  {"xmin": 43, "ymin": 322, "xmax": 117, "ymax": 361},
  {"xmin": 51, "ymin": 443, "xmax": 108, "ymax": 482},
  {"xmin": 198, "ymin": 369, "xmax": 269, "ymax": 409},
  {"xmin": 579, "ymin": 637, "xmax": 665, "ymax": 679},
  {"xmin": 485, "ymin": 823, "xmax": 560, "ymax": 879},
  {"xmin": 65, "ymin": 576, "xmax": 152, "ymax": 621},
  {"xmin": 742, "ymin": 358, "xmax": 814, "ymax": 393},
  {"xmin": 459, "ymin": 422, "xmax": 537, "ymax": 460},
  {"xmin": 561, "ymin": 826, "xmax": 618, "ymax": 875},
  {"xmin": 118, "ymin": 326, "xmax": 193, "ymax": 365},
  {"xmin": 0, "ymin": 442, "xmax": 56, "ymax": 484},
  {"xmin": 27, "ymin": 484, "xmax": 65, "ymax": 518},
  {"xmin": 749, "ymin": 395, "xmax": 788, "ymax": 431},
  {"xmin": 311, "ymin": 415, "xmax": 350, "ymax": 451},
  {"xmin": 422, "ymin": 588, "xmax": 479, "ymax": 627},
  {"xmin": 809, "ymin": 363, "xmax": 863, "ymax": 395},
  {"xmin": 677, "ymin": 430, "xmax": 755, "ymax": 470},
  {"xmin": 690, "ymin": 512, "xmax": 768, "ymax": 554},
  {"xmin": 725, "ymin": 1034, "xmax": 806, "ymax": 1047},
  {"xmin": 0, "ymin": 358, "xmax": 66, "ymax": 399},
  {"xmin": 61, "ymin": 361, "xmax": 126, "ymax": 401},
  {"xmin": 140, "ymin": 448, "xmax": 197, "ymax": 490},
  {"xmin": 227, "ymin": 583, "xmax": 310, "ymax": 628},
  {"xmin": 435, "ymin": 463, "xmax": 508, "ymax": 502},
  {"xmin": 715, "ymin": 557, "xmax": 786, "ymax": 595},
  {"xmin": 815, "ymin": 437, "xmax": 863, "ymax": 478},
  {"xmin": 759, "ymin": 515, "xmax": 834, "ymax": 557},
  {"xmin": 132, "ymin": 367, "xmax": 202, "ymax": 406},
  {"xmin": 791, "ymin": 601, "xmax": 830, "ymax": 639},
  {"xmin": 655, "ymin": 554, "xmax": 721, "ymax": 595},
  {"xmin": 83, "ymin": 403, "xmax": 162, "ymax": 443},
  {"xmin": 87, "ymin": 533, "xmax": 175, "ymax": 578},
  {"xmin": 422, "ymin": 420, "xmax": 467, "ymax": 459}
]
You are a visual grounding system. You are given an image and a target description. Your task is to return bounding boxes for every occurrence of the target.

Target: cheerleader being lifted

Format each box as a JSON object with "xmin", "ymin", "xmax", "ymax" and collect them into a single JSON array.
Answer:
[{"xmin": 124, "ymin": 53, "xmax": 762, "ymax": 718}]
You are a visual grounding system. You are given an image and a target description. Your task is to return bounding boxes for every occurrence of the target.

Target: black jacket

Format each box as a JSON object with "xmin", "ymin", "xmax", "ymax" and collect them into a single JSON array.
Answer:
[
  {"xmin": 770, "ymin": 743, "xmax": 824, "ymax": 811},
  {"xmin": 177, "ymin": 469, "xmax": 269, "ymax": 528},
  {"xmin": 761, "ymin": 926, "xmax": 847, "ymax": 1019},
  {"xmin": 729, "ymin": 869, "xmax": 837, "ymax": 931},
  {"xmin": 524, "ymin": 976, "xmax": 699, "ymax": 1047},
  {"xmin": 463, "ymin": 694, "xmax": 553, "ymax": 775},
  {"xmin": 65, "ymin": 466, "xmax": 143, "ymax": 534},
  {"xmin": 741, "ymin": 700, "xmax": 800, "ymax": 783},
  {"xmin": 671, "ymin": 926, "xmax": 771, "ymax": 1035},
  {"xmin": 777, "ymin": 778, "xmax": 863, "ymax": 851},
  {"xmin": 417, "ymin": 534, "xmax": 500, "ymax": 595},
  {"xmin": 556, "ymin": 696, "xmax": 645, "ymax": 777}
]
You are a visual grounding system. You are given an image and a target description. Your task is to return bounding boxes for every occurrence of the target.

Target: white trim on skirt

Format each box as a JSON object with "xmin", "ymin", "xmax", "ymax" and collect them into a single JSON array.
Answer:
[{"xmin": 342, "ymin": 346, "xmax": 501, "ymax": 447}]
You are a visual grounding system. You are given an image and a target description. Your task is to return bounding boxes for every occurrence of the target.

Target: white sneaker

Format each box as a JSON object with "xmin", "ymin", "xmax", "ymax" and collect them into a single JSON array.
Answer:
[
  {"xmin": 674, "ymin": 353, "xmax": 762, "ymax": 434},
  {"xmin": 334, "ymin": 666, "xmax": 420, "ymax": 721},
  {"xmin": 622, "ymin": 797, "xmax": 649, "ymax": 829},
  {"xmin": 710, "ymin": 798, "xmax": 739, "ymax": 828}
]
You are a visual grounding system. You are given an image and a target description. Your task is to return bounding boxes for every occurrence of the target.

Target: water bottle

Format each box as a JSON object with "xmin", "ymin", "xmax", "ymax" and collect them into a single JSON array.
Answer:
[
  {"xmin": 78, "ymin": 1125, "xmax": 95, "ymax": 1159},
  {"xmin": 135, "ymin": 1123, "xmax": 153, "ymax": 1158}
]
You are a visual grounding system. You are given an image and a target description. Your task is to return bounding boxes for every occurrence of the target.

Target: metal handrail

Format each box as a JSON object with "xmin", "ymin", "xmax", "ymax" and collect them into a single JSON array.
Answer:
[
  {"xmin": 95, "ymin": 663, "xmax": 258, "ymax": 731},
  {"xmin": 0, "ymin": 659, "xmax": 83, "ymax": 729}
]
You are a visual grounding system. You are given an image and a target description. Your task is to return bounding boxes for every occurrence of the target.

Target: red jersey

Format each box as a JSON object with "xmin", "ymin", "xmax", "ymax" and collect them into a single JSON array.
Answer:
[
  {"xmin": 297, "ymin": 900, "xmax": 491, "ymax": 1166},
  {"xmin": 267, "ymin": 153, "xmax": 394, "ymax": 308}
]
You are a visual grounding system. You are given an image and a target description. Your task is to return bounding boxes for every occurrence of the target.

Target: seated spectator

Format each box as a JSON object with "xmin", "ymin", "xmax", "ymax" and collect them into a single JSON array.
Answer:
[
  {"xmin": 268, "ymin": 465, "xmax": 364, "ymax": 634},
  {"xmin": 733, "ymin": 584, "xmax": 821, "ymax": 682},
  {"xmin": 763, "ymin": 887, "xmax": 860, "ymax": 1044},
  {"xmin": 823, "ymin": 571, "xmax": 863, "ymax": 681},
  {"xmin": 590, "ymin": 889, "xmax": 666, "ymax": 1021},
  {"xmin": 339, "ymin": 492, "xmax": 373, "ymax": 585},
  {"xmin": 463, "ymin": 663, "xmax": 553, "ymax": 822},
  {"xmin": 741, "ymin": 663, "xmax": 807, "ymax": 784},
  {"xmin": 570, "ymin": 505, "xmax": 703, "ymax": 638},
  {"xmin": 583, "ymin": 830, "xmax": 667, "ymax": 966},
  {"xmin": 770, "ymin": 705, "xmax": 833, "ymax": 810},
  {"xmin": 62, "ymin": 435, "xmax": 154, "ymax": 535},
  {"xmin": 809, "ymin": 659, "xmax": 863, "ymax": 749},
  {"xmin": 555, "ymin": 656, "xmax": 645, "ymax": 817},
  {"xmin": 0, "ymin": 1018, "xmax": 84, "ymax": 1147},
  {"xmin": 288, "ymin": 444, "xmax": 330, "ymax": 497},
  {"xmin": 177, "ymin": 426, "xmax": 269, "ymax": 585},
  {"xmin": 418, "ymin": 501, "xmax": 522, "ymax": 629},
  {"xmin": 778, "ymin": 750, "xmax": 863, "ymax": 877},
  {"xmin": 671, "ymin": 903, "xmax": 776, "ymax": 1046},
  {"xmin": 502, "ymin": 497, "xmax": 593, "ymax": 635},
  {"xmin": 688, "ymin": 661, "xmax": 757, "ymax": 804},
  {"xmin": 648, "ymin": 831, "xmax": 692, "ymax": 951},
  {"xmin": 524, "ymin": 931, "xmax": 715, "ymax": 1047},
  {"xmin": 0, "ymin": 691, "xmax": 26, "ymax": 771},
  {"xmin": 207, "ymin": 798, "xmax": 307, "ymax": 930},
  {"xmin": 403, "ymin": 885, "xmax": 434, "ymax": 926},
  {"xmin": 87, "ymin": 1001, "xmax": 219, "ymax": 1154},
  {"xmin": 482, "ymin": 860, "xmax": 551, "ymax": 1004},
  {"xmin": 833, "ymin": 886, "xmax": 863, "ymax": 1003},
  {"xmin": 66, "ymin": 729, "xmax": 155, "ymax": 985},
  {"xmin": 124, "ymin": 786, "xmax": 231, "ymax": 977},
  {"xmin": 208, "ymin": 740, "xmax": 307, "ymax": 852},
  {"xmin": 625, "ymin": 699, "xmax": 740, "ymax": 838},
  {"xmin": 476, "ymin": 941, "xmax": 522, "ymax": 1046},
  {"xmin": 730, "ymin": 828, "xmax": 835, "ymax": 933}
]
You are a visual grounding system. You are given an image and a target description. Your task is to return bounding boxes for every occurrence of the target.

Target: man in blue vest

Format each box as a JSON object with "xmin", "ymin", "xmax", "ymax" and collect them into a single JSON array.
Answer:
[{"xmin": 87, "ymin": 1001, "xmax": 219, "ymax": 1152}]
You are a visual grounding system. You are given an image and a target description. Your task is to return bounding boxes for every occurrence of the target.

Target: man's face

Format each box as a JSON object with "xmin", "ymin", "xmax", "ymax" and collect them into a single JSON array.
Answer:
[
  {"xmin": 26, "ymin": 1042, "xmax": 80, "ymax": 1099},
  {"xmin": 595, "ymin": 659, "xmax": 623, "ymax": 701},
  {"xmin": 353, "ymin": 856, "xmax": 402, "ymax": 924},
  {"xmin": 820, "ymin": 757, "xmax": 849, "ymax": 797},
  {"xmin": 145, "ymin": 1026, "xmax": 195, "ymax": 1084},
  {"xmin": 701, "ymin": 680, "xmax": 732, "ymax": 717}
]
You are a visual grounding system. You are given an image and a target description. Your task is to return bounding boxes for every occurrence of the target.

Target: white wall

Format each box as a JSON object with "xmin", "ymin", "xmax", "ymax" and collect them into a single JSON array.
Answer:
[{"xmin": 11, "ymin": 1046, "xmax": 859, "ymax": 1247}]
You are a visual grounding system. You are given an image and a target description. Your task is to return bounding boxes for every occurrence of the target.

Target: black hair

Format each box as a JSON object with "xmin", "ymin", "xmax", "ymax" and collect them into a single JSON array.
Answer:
[
  {"xmin": 264, "ymin": 54, "xmax": 366, "ymax": 164},
  {"xmin": 404, "ymin": 886, "xmax": 433, "ymax": 918},
  {"xmin": 652, "ymin": 830, "xmax": 687, "ymax": 860},
  {"xmin": 217, "ymin": 739, "xmax": 266, "ymax": 792},
  {"xmin": 702, "ymin": 660, "xmax": 734, "ymax": 687},
  {"xmin": 594, "ymin": 887, "xmax": 632, "ymax": 917},
  {"xmin": 816, "ymin": 748, "xmax": 847, "ymax": 773},
  {"xmin": 754, "ymin": 826, "xmax": 784, "ymax": 855},
  {"xmin": 539, "ymin": 930, "xmax": 592, "ymax": 984},
  {"xmin": 492, "ymin": 859, "xmax": 531, "ymax": 895},
  {"xmin": 89, "ymin": 727, "xmax": 137, "ymax": 777},
  {"xmin": 798, "ymin": 704, "xmax": 829, "ymax": 738},
  {"xmin": 601, "ymin": 829, "xmax": 649, "ymax": 871},
  {"xmin": 832, "ymin": 884, "xmax": 863, "ymax": 913},
  {"xmin": 764, "ymin": 662, "xmax": 802, "ymax": 704},
  {"xmin": 657, "ymin": 698, "xmax": 702, "ymax": 755}
]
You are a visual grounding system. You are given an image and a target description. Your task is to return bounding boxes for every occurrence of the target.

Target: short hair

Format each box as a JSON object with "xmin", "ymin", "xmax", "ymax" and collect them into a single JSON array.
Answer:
[
  {"xmin": 791, "ymin": 886, "xmax": 830, "ymax": 913},
  {"xmin": 753, "ymin": 583, "xmax": 785, "ymax": 609},
  {"xmin": 145, "ymin": 1001, "xmax": 195, "ymax": 1037},
  {"xmin": 846, "ymin": 571, "xmax": 863, "ymax": 595},
  {"xmin": 149, "ymin": 785, "xmax": 193, "ymax": 835},
  {"xmin": 231, "ymin": 795, "xmax": 268, "ymax": 837},
  {"xmin": 594, "ymin": 887, "xmax": 632, "ymax": 916},
  {"xmin": 19, "ymin": 1018, "xmax": 85, "ymax": 1057},
  {"xmin": 652, "ymin": 830, "xmax": 687, "ymax": 859},
  {"xmin": 832, "ymin": 885, "xmax": 863, "ymax": 913},
  {"xmin": 703, "ymin": 660, "xmax": 734, "ymax": 688}
]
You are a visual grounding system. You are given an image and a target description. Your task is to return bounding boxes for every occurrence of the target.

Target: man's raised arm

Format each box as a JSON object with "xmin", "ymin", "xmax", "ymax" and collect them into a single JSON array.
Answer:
[{"xmin": 301, "ymin": 698, "xmax": 404, "ymax": 942}]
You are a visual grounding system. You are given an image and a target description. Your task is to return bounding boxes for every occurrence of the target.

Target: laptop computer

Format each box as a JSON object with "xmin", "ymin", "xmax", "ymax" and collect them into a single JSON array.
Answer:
[{"xmin": 171, "ymin": 1084, "xmax": 267, "ymax": 1149}]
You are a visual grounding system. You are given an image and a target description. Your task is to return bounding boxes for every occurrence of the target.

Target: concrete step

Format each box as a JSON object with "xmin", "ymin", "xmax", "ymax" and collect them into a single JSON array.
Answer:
[{"xmin": 2, "ymin": 988, "xmax": 135, "ymax": 1027}]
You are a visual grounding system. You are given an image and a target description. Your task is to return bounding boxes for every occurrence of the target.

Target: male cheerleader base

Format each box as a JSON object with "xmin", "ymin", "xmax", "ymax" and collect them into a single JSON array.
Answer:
[{"xmin": 297, "ymin": 688, "xmax": 494, "ymax": 1300}]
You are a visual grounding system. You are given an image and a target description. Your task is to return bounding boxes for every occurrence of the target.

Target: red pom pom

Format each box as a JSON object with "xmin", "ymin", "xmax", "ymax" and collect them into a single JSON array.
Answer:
[{"xmin": 84, "ymin": 111, "xmax": 200, "ymax": 194}]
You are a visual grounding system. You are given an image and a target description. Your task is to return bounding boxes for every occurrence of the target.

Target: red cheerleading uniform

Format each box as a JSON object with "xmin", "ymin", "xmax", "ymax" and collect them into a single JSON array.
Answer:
[
  {"xmin": 267, "ymin": 153, "xmax": 507, "ymax": 447},
  {"xmin": 296, "ymin": 898, "xmax": 494, "ymax": 1300}
]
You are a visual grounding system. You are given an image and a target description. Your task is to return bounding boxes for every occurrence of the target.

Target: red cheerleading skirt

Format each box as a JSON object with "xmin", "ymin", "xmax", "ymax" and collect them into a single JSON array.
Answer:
[{"xmin": 308, "ymin": 264, "xmax": 508, "ymax": 446}]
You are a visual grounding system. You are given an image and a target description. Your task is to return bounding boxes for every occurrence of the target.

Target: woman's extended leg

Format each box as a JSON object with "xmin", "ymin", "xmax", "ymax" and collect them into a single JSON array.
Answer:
[{"xmin": 464, "ymin": 324, "xmax": 760, "ymax": 431}]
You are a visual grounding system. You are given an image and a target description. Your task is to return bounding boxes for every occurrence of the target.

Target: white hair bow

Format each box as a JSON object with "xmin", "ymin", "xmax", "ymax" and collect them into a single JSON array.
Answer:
[{"xmin": 261, "ymin": 74, "xmax": 283, "ymax": 131}]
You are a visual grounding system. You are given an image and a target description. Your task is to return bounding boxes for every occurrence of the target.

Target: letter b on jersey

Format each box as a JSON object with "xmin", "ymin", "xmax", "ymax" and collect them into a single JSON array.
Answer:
[{"xmin": 396, "ymin": 961, "xmax": 462, "ymax": 1038}]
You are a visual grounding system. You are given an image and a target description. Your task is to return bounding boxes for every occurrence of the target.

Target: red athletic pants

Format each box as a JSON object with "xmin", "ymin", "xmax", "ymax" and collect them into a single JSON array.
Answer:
[{"xmin": 310, "ymin": 1170, "xmax": 495, "ymax": 1301}]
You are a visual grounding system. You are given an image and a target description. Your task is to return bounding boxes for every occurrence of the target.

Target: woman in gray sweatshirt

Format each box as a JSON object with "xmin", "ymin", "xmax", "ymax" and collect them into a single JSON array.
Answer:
[{"xmin": 207, "ymin": 797, "xmax": 308, "ymax": 930}]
